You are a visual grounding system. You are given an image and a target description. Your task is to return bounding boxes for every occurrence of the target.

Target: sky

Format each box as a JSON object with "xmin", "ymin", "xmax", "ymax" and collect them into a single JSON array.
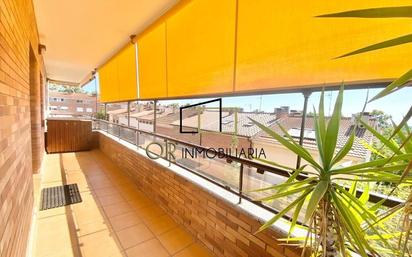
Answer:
[
  {"xmin": 162, "ymin": 87, "xmax": 412, "ymax": 124},
  {"xmin": 82, "ymin": 77, "xmax": 99, "ymax": 93}
]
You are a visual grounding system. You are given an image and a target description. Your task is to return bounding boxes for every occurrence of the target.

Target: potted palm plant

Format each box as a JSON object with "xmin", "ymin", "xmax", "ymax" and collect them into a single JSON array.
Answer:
[{"xmin": 250, "ymin": 86, "xmax": 412, "ymax": 256}]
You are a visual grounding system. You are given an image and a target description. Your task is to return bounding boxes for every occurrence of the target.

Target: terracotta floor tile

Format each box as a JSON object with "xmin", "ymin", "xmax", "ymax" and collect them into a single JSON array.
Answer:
[
  {"xmin": 72, "ymin": 193, "xmax": 106, "ymax": 225},
  {"xmin": 94, "ymin": 186, "xmax": 120, "ymax": 197},
  {"xmin": 90, "ymin": 179, "xmax": 115, "ymax": 190},
  {"xmin": 98, "ymin": 193, "xmax": 126, "ymax": 206},
  {"xmin": 127, "ymin": 197, "xmax": 154, "ymax": 210},
  {"xmin": 32, "ymin": 151, "xmax": 210, "ymax": 257},
  {"xmin": 34, "ymin": 214, "xmax": 80, "ymax": 257},
  {"xmin": 125, "ymin": 239, "xmax": 170, "ymax": 257},
  {"xmin": 103, "ymin": 202, "xmax": 133, "ymax": 218},
  {"xmin": 79, "ymin": 229, "xmax": 124, "ymax": 257},
  {"xmin": 109, "ymin": 212, "xmax": 142, "ymax": 231},
  {"xmin": 144, "ymin": 214, "xmax": 178, "ymax": 236},
  {"xmin": 37, "ymin": 206, "xmax": 67, "ymax": 219},
  {"xmin": 73, "ymin": 205, "xmax": 106, "ymax": 226},
  {"xmin": 116, "ymin": 224, "xmax": 155, "ymax": 249},
  {"xmin": 76, "ymin": 219, "xmax": 110, "ymax": 237},
  {"xmin": 157, "ymin": 227, "xmax": 193, "ymax": 255},
  {"xmin": 137, "ymin": 205, "xmax": 166, "ymax": 221},
  {"xmin": 173, "ymin": 243, "xmax": 213, "ymax": 257}
]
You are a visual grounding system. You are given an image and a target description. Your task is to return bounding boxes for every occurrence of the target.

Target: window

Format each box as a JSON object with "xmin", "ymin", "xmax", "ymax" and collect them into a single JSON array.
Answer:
[
  {"xmin": 76, "ymin": 100, "xmax": 83, "ymax": 103},
  {"xmin": 59, "ymin": 106, "xmax": 68, "ymax": 110},
  {"xmin": 76, "ymin": 107, "xmax": 84, "ymax": 112},
  {"xmin": 49, "ymin": 106, "xmax": 57, "ymax": 110},
  {"xmin": 86, "ymin": 108, "xmax": 93, "ymax": 113},
  {"xmin": 287, "ymin": 128, "xmax": 316, "ymax": 140}
]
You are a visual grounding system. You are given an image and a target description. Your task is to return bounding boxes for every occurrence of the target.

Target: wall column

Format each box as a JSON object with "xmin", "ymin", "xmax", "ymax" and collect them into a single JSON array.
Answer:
[{"xmin": 29, "ymin": 48, "xmax": 44, "ymax": 173}]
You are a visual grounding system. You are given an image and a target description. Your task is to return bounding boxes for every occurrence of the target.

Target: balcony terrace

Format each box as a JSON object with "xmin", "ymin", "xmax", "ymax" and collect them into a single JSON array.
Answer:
[{"xmin": 1, "ymin": 1, "xmax": 411, "ymax": 257}]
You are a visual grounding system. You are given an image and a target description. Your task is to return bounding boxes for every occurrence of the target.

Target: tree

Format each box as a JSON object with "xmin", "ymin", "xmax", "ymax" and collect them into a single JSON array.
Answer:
[{"xmin": 371, "ymin": 109, "xmax": 392, "ymax": 128}]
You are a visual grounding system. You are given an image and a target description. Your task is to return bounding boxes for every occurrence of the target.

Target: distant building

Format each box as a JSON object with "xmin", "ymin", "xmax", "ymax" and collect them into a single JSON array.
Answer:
[
  {"xmin": 254, "ymin": 109, "xmax": 378, "ymax": 168},
  {"xmin": 48, "ymin": 91, "xmax": 97, "ymax": 117}
]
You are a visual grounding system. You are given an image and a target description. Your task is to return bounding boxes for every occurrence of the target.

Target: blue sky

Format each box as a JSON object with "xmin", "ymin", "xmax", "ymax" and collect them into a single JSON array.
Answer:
[{"xmin": 82, "ymin": 77, "xmax": 99, "ymax": 93}]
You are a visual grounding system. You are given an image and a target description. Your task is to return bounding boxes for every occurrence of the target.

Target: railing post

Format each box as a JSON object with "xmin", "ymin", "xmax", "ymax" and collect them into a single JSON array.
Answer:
[
  {"xmin": 135, "ymin": 130, "xmax": 139, "ymax": 147},
  {"xmin": 296, "ymin": 90, "xmax": 311, "ymax": 169},
  {"xmin": 153, "ymin": 100, "xmax": 157, "ymax": 133},
  {"xmin": 238, "ymin": 163, "xmax": 244, "ymax": 204},
  {"xmin": 127, "ymin": 101, "xmax": 131, "ymax": 127}
]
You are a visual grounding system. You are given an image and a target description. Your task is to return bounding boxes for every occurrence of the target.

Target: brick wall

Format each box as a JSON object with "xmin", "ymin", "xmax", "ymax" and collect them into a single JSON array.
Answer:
[
  {"xmin": 0, "ymin": 0, "xmax": 45, "ymax": 256},
  {"xmin": 97, "ymin": 132, "xmax": 303, "ymax": 257}
]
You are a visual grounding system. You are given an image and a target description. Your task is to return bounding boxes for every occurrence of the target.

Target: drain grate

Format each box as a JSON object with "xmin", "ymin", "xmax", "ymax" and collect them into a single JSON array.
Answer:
[{"xmin": 40, "ymin": 184, "xmax": 82, "ymax": 210}]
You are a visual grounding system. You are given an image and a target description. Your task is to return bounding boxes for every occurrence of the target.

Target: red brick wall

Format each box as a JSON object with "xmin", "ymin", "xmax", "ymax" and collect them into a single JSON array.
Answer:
[
  {"xmin": 97, "ymin": 132, "xmax": 303, "ymax": 257},
  {"xmin": 0, "ymin": 0, "xmax": 45, "ymax": 256}
]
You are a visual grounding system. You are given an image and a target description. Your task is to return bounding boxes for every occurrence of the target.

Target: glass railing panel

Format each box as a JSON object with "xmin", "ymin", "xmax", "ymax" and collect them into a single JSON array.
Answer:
[
  {"xmin": 242, "ymin": 165, "xmax": 306, "ymax": 221},
  {"xmin": 120, "ymin": 126, "xmax": 136, "ymax": 144},
  {"xmin": 107, "ymin": 123, "xmax": 117, "ymax": 136},
  {"xmin": 172, "ymin": 142, "xmax": 240, "ymax": 191}
]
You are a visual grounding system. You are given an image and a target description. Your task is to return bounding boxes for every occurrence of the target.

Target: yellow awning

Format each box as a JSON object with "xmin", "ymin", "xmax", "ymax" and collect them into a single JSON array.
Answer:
[
  {"xmin": 235, "ymin": 0, "xmax": 412, "ymax": 93},
  {"xmin": 98, "ymin": 43, "xmax": 138, "ymax": 102},
  {"xmin": 137, "ymin": 22, "xmax": 168, "ymax": 99},
  {"xmin": 100, "ymin": 0, "xmax": 412, "ymax": 101}
]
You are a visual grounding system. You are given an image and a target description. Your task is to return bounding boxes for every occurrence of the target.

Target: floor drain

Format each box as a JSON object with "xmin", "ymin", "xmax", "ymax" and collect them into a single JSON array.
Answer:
[{"xmin": 40, "ymin": 184, "xmax": 82, "ymax": 210}]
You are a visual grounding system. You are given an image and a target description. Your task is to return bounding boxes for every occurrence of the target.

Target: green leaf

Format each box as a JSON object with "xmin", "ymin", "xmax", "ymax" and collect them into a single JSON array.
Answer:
[
  {"xmin": 324, "ymin": 86, "xmax": 344, "ymax": 170},
  {"xmin": 392, "ymin": 121, "xmax": 412, "ymax": 153},
  {"xmin": 316, "ymin": 6, "xmax": 412, "ymax": 18},
  {"xmin": 359, "ymin": 139, "xmax": 387, "ymax": 158},
  {"xmin": 359, "ymin": 183, "xmax": 369, "ymax": 205},
  {"xmin": 332, "ymin": 153, "xmax": 412, "ymax": 173},
  {"xmin": 331, "ymin": 130, "xmax": 355, "ymax": 167},
  {"xmin": 278, "ymin": 124, "xmax": 313, "ymax": 157},
  {"xmin": 335, "ymin": 184, "xmax": 375, "ymax": 221},
  {"xmin": 315, "ymin": 90, "xmax": 327, "ymax": 166},
  {"xmin": 360, "ymin": 119, "xmax": 402, "ymax": 154},
  {"xmin": 249, "ymin": 118, "xmax": 321, "ymax": 170},
  {"xmin": 248, "ymin": 178, "xmax": 314, "ymax": 193},
  {"xmin": 331, "ymin": 192, "xmax": 372, "ymax": 256},
  {"xmin": 304, "ymin": 180, "xmax": 329, "ymax": 222},
  {"xmin": 288, "ymin": 197, "xmax": 305, "ymax": 239},
  {"xmin": 258, "ymin": 185, "xmax": 314, "ymax": 202},
  {"xmin": 336, "ymin": 33, "xmax": 412, "ymax": 58},
  {"xmin": 256, "ymin": 189, "xmax": 312, "ymax": 233},
  {"xmin": 370, "ymin": 69, "xmax": 412, "ymax": 102},
  {"xmin": 389, "ymin": 106, "xmax": 412, "ymax": 139}
]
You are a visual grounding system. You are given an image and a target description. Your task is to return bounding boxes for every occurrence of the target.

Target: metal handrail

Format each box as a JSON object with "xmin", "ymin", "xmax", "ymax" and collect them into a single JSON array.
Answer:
[{"xmin": 93, "ymin": 118, "xmax": 404, "ymax": 209}]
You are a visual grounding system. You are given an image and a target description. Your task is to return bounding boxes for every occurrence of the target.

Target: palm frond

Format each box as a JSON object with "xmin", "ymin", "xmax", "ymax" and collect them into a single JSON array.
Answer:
[
  {"xmin": 336, "ymin": 33, "xmax": 412, "ymax": 58},
  {"xmin": 317, "ymin": 6, "xmax": 412, "ymax": 18}
]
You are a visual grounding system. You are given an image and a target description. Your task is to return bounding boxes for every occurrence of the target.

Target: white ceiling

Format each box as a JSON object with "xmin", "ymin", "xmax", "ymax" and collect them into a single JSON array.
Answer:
[{"xmin": 34, "ymin": 0, "xmax": 179, "ymax": 84}]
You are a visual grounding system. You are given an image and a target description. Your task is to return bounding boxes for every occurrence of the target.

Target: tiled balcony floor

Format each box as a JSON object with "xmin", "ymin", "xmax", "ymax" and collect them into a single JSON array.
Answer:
[{"xmin": 32, "ymin": 150, "xmax": 213, "ymax": 257}]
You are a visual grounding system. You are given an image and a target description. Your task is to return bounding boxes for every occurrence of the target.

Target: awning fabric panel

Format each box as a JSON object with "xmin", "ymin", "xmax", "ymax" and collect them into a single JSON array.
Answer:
[
  {"xmin": 99, "ymin": 44, "xmax": 137, "ymax": 102},
  {"xmin": 235, "ymin": 0, "xmax": 412, "ymax": 93},
  {"xmin": 98, "ymin": 57, "xmax": 119, "ymax": 103},
  {"xmin": 117, "ymin": 44, "xmax": 138, "ymax": 101},
  {"xmin": 137, "ymin": 23, "xmax": 168, "ymax": 99},
  {"xmin": 166, "ymin": 0, "xmax": 237, "ymax": 98}
]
